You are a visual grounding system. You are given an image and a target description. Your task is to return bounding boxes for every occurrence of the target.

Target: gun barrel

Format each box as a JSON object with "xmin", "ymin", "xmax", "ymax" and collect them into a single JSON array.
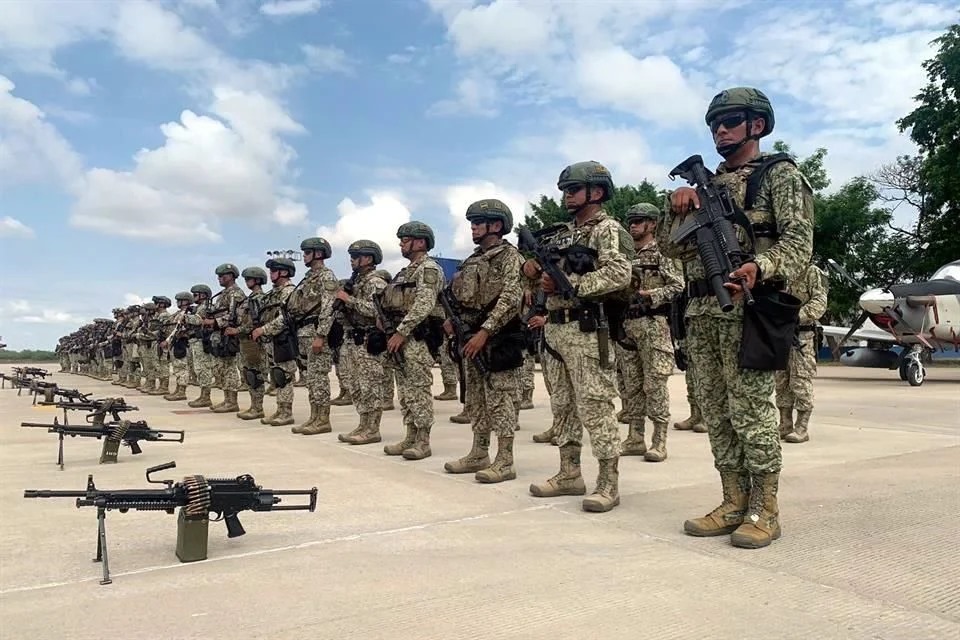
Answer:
[
  {"xmin": 21, "ymin": 422, "xmax": 58, "ymax": 428},
  {"xmin": 24, "ymin": 489, "xmax": 88, "ymax": 498}
]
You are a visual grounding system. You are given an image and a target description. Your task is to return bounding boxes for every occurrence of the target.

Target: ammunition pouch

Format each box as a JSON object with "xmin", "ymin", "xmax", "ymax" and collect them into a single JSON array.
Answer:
[
  {"xmin": 412, "ymin": 318, "xmax": 445, "ymax": 360},
  {"xmin": 273, "ymin": 329, "xmax": 299, "ymax": 363},
  {"xmin": 738, "ymin": 285, "xmax": 802, "ymax": 371},
  {"xmin": 172, "ymin": 338, "xmax": 189, "ymax": 359},
  {"xmin": 217, "ymin": 334, "xmax": 240, "ymax": 358},
  {"xmin": 244, "ymin": 367, "xmax": 264, "ymax": 390},
  {"xmin": 366, "ymin": 329, "xmax": 388, "ymax": 355},
  {"xmin": 563, "ymin": 244, "xmax": 598, "ymax": 276},
  {"xmin": 328, "ymin": 321, "xmax": 345, "ymax": 351},
  {"xmin": 350, "ymin": 327, "xmax": 367, "ymax": 346},
  {"xmin": 270, "ymin": 366, "xmax": 290, "ymax": 389},
  {"xmin": 484, "ymin": 318, "xmax": 525, "ymax": 373},
  {"xmin": 669, "ymin": 291, "xmax": 689, "ymax": 371},
  {"xmin": 201, "ymin": 330, "xmax": 215, "ymax": 354}
]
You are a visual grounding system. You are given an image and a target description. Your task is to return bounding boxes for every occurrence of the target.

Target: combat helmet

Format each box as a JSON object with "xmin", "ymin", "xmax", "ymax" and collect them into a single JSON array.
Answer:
[
  {"xmin": 300, "ymin": 237, "xmax": 332, "ymax": 259},
  {"xmin": 190, "ymin": 284, "xmax": 212, "ymax": 298},
  {"xmin": 705, "ymin": 87, "xmax": 775, "ymax": 137},
  {"xmin": 241, "ymin": 266, "xmax": 268, "ymax": 285},
  {"xmin": 625, "ymin": 202, "xmax": 660, "ymax": 224},
  {"xmin": 465, "ymin": 199, "xmax": 513, "ymax": 234},
  {"xmin": 142, "ymin": 302, "xmax": 157, "ymax": 312},
  {"xmin": 266, "ymin": 257, "xmax": 296, "ymax": 278},
  {"xmin": 152, "ymin": 295, "xmax": 171, "ymax": 307},
  {"xmin": 557, "ymin": 161, "xmax": 615, "ymax": 202},
  {"xmin": 348, "ymin": 240, "xmax": 383, "ymax": 265},
  {"xmin": 396, "ymin": 221, "xmax": 435, "ymax": 250},
  {"xmin": 374, "ymin": 269, "xmax": 392, "ymax": 282},
  {"xmin": 215, "ymin": 263, "xmax": 239, "ymax": 278},
  {"xmin": 174, "ymin": 291, "xmax": 194, "ymax": 303}
]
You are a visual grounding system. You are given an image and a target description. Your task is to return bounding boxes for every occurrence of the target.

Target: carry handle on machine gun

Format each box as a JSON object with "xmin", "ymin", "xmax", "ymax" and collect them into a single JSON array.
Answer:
[
  {"xmin": 21, "ymin": 417, "xmax": 184, "ymax": 470},
  {"xmin": 437, "ymin": 286, "xmax": 489, "ymax": 403},
  {"xmin": 23, "ymin": 460, "xmax": 318, "ymax": 585},
  {"xmin": 371, "ymin": 292, "xmax": 405, "ymax": 370},
  {"xmin": 668, "ymin": 154, "xmax": 756, "ymax": 312}
]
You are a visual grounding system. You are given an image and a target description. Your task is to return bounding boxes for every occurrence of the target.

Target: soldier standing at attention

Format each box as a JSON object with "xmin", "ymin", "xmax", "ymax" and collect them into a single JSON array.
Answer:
[
  {"xmin": 660, "ymin": 87, "xmax": 814, "ymax": 548},
  {"xmin": 381, "ymin": 222, "xmax": 446, "ymax": 461},
  {"xmin": 617, "ymin": 203, "xmax": 684, "ymax": 462},
  {"xmin": 232, "ymin": 267, "xmax": 270, "ymax": 421},
  {"xmin": 204, "ymin": 264, "xmax": 247, "ymax": 414},
  {"xmin": 442, "ymin": 200, "xmax": 525, "ymax": 483},
  {"xmin": 776, "ymin": 262, "xmax": 828, "ymax": 443},
  {"xmin": 252, "ymin": 258, "xmax": 298, "ymax": 426},
  {"xmin": 523, "ymin": 161, "xmax": 632, "ymax": 512},
  {"xmin": 161, "ymin": 292, "xmax": 195, "ymax": 401},
  {"xmin": 334, "ymin": 241, "xmax": 389, "ymax": 445},
  {"xmin": 149, "ymin": 296, "xmax": 173, "ymax": 396},
  {"xmin": 185, "ymin": 285, "xmax": 215, "ymax": 407}
]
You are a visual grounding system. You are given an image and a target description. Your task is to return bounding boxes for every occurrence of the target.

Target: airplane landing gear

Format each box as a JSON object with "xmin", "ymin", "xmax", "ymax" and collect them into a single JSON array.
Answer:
[{"xmin": 899, "ymin": 347, "xmax": 926, "ymax": 386}]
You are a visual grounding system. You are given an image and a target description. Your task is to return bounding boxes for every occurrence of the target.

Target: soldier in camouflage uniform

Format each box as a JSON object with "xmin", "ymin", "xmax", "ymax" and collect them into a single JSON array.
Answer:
[
  {"xmin": 334, "ymin": 241, "xmax": 390, "ymax": 444},
  {"xmin": 161, "ymin": 292, "xmax": 195, "ymax": 401},
  {"xmin": 234, "ymin": 267, "xmax": 270, "ymax": 420},
  {"xmin": 149, "ymin": 296, "xmax": 172, "ymax": 395},
  {"xmin": 252, "ymin": 258, "xmax": 299, "ymax": 426},
  {"xmin": 442, "ymin": 200, "xmax": 525, "ymax": 483},
  {"xmin": 203, "ymin": 264, "xmax": 247, "ymax": 414},
  {"xmin": 135, "ymin": 302, "xmax": 161, "ymax": 393},
  {"xmin": 776, "ymin": 263, "xmax": 828, "ymax": 443},
  {"xmin": 185, "ymin": 284, "xmax": 216, "ymax": 407},
  {"xmin": 381, "ymin": 222, "xmax": 446, "ymax": 460},
  {"xmin": 659, "ymin": 87, "xmax": 814, "ymax": 548},
  {"xmin": 617, "ymin": 203, "xmax": 684, "ymax": 461},
  {"xmin": 434, "ymin": 338, "xmax": 459, "ymax": 401},
  {"xmin": 674, "ymin": 353, "xmax": 707, "ymax": 433},
  {"xmin": 523, "ymin": 161, "xmax": 633, "ymax": 512},
  {"xmin": 374, "ymin": 269, "xmax": 396, "ymax": 411},
  {"xmin": 120, "ymin": 305, "xmax": 142, "ymax": 388}
]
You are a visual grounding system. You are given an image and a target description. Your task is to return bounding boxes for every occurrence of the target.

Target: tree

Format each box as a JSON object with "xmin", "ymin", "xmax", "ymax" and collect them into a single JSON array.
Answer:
[
  {"xmin": 895, "ymin": 24, "xmax": 960, "ymax": 276},
  {"xmin": 524, "ymin": 180, "xmax": 665, "ymax": 230}
]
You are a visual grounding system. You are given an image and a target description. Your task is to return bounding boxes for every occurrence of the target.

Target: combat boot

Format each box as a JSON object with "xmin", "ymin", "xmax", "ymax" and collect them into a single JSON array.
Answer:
[
  {"xmin": 384, "ymin": 424, "xmax": 415, "ymax": 455},
  {"xmin": 476, "ymin": 434, "xmax": 516, "ymax": 483},
  {"xmin": 529, "ymin": 444, "xmax": 586, "ymax": 497},
  {"xmin": 785, "ymin": 410, "xmax": 811, "ymax": 443},
  {"xmin": 443, "ymin": 431, "xmax": 490, "ymax": 473},
  {"xmin": 149, "ymin": 377, "xmax": 170, "ymax": 395},
  {"xmin": 237, "ymin": 392, "xmax": 265, "ymax": 420},
  {"xmin": 268, "ymin": 402, "xmax": 295, "ymax": 427},
  {"xmin": 532, "ymin": 423, "xmax": 558, "ymax": 443},
  {"xmin": 683, "ymin": 471, "xmax": 750, "ymax": 536},
  {"xmin": 644, "ymin": 421, "xmax": 668, "ymax": 462},
  {"xmin": 260, "ymin": 403, "xmax": 280, "ymax": 425},
  {"xmin": 211, "ymin": 390, "xmax": 239, "ymax": 413},
  {"xmin": 778, "ymin": 407, "xmax": 794, "ymax": 439},
  {"xmin": 187, "ymin": 387, "xmax": 212, "ymax": 408},
  {"xmin": 342, "ymin": 413, "xmax": 382, "ymax": 445},
  {"xmin": 301, "ymin": 405, "xmax": 332, "ymax": 435},
  {"xmin": 730, "ymin": 473, "xmax": 781, "ymax": 548},
  {"xmin": 434, "ymin": 384, "xmax": 458, "ymax": 401},
  {"xmin": 141, "ymin": 378, "xmax": 157, "ymax": 393},
  {"xmin": 331, "ymin": 389, "xmax": 352, "ymax": 406},
  {"xmin": 617, "ymin": 408, "xmax": 628, "ymax": 424},
  {"xmin": 674, "ymin": 403, "xmax": 704, "ymax": 431},
  {"xmin": 402, "ymin": 428, "xmax": 432, "ymax": 460},
  {"xmin": 294, "ymin": 404, "xmax": 320, "ymax": 434},
  {"xmin": 582, "ymin": 457, "xmax": 620, "ymax": 512},
  {"xmin": 382, "ymin": 398, "xmax": 395, "ymax": 411},
  {"xmin": 620, "ymin": 421, "xmax": 647, "ymax": 456},
  {"xmin": 449, "ymin": 409, "xmax": 472, "ymax": 424},
  {"xmin": 164, "ymin": 384, "xmax": 188, "ymax": 401}
]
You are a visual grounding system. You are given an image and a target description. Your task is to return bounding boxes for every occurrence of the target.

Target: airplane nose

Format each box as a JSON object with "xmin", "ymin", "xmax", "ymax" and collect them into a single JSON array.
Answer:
[{"xmin": 860, "ymin": 288, "xmax": 895, "ymax": 314}]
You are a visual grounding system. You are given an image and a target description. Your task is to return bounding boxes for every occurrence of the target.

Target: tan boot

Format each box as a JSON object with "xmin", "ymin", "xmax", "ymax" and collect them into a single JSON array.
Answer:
[
  {"xmin": 476, "ymin": 434, "xmax": 516, "ymax": 483},
  {"xmin": 620, "ymin": 422, "xmax": 647, "ymax": 456},
  {"xmin": 301, "ymin": 404, "xmax": 331, "ymax": 435},
  {"xmin": 187, "ymin": 387, "xmax": 212, "ymax": 408},
  {"xmin": 211, "ymin": 389, "xmax": 240, "ymax": 413},
  {"xmin": 434, "ymin": 384, "xmax": 458, "ymax": 401},
  {"xmin": 778, "ymin": 407, "xmax": 794, "ymax": 439},
  {"xmin": 785, "ymin": 410, "xmax": 810, "ymax": 443},
  {"xmin": 674, "ymin": 402, "xmax": 704, "ymax": 431},
  {"xmin": 260, "ymin": 403, "xmax": 280, "ymax": 425},
  {"xmin": 518, "ymin": 388, "xmax": 534, "ymax": 410},
  {"xmin": 384, "ymin": 424, "xmax": 415, "ymax": 455},
  {"xmin": 616, "ymin": 408, "xmax": 628, "ymax": 424},
  {"xmin": 164, "ymin": 384, "xmax": 188, "ymax": 401},
  {"xmin": 237, "ymin": 392, "xmax": 265, "ymax": 420},
  {"xmin": 683, "ymin": 471, "xmax": 750, "ymax": 536},
  {"xmin": 644, "ymin": 421, "xmax": 668, "ymax": 462},
  {"xmin": 532, "ymin": 423, "xmax": 558, "ymax": 443},
  {"xmin": 582, "ymin": 457, "xmax": 620, "ymax": 512},
  {"xmin": 330, "ymin": 389, "xmax": 352, "ymax": 406},
  {"xmin": 529, "ymin": 444, "xmax": 586, "ymax": 497},
  {"xmin": 149, "ymin": 378, "xmax": 169, "ymax": 395},
  {"xmin": 269, "ymin": 402, "xmax": 296, "ymax": 427},
  {"xmin": 342, "ymin": 413, "xmax": 382, "ymax": 445},
  {"xmin": 443, "ymin": 432, "xmax": 490, "ymax": 473},
  {"xmin": 294, "ymin": 404, "xmax": 320, "ymax": 434},
  {"xmin": 401, "ymin": 427, "xmax": 432, "ymax": 460},
  {"xmin": 730, "ymin": 473, "xmax": 781, "ymax": 548},
  {"xmin": 449, "ymin": 409, "xmax": 472, "ymax": 424}
]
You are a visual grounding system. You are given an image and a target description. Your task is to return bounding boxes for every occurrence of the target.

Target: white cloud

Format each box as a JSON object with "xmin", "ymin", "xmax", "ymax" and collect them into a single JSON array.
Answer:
[
  {"xmin": 316, "ymin": 193, "xmax": 413, "ymax": 273},
  {"xmin": 273, "ymin": 199, "xmax": 309, "ymax": 226},
  {"xmin": 260, "ymin": 0, "xmax": 326, "ymax": 17},
  {"xmin": 0, "ymin": 216, "xmax": 35, "ymax": 238},
  {"xmin": 440, "ymin": 182, "xmax": 528, "ymax": 252},
  {"xmin": 0, "ymin": 299, "xmax": 82, "ymax": 325},
  {"xmin": 302, "ymin": 44, "xmax": 354, "ymax": 75},
  {"xmin": 427, "ymin": 74, "xmax": 499, "ymax": 118},
  {"xmin": 123, "ymin": 293, "xmax": 151, "ymax": 306}
]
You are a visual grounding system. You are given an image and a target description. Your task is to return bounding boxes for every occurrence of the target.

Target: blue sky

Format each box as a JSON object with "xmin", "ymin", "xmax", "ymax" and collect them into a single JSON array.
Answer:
[{"xmin": 0, "ymin": 0, "xmax": 957, "ymax": 349}]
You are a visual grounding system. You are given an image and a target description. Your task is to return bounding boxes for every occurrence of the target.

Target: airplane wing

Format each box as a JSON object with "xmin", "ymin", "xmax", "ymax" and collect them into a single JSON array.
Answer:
[{"xmin": 821, "ymin": 324, "xmax": 897, "ymax": 344}]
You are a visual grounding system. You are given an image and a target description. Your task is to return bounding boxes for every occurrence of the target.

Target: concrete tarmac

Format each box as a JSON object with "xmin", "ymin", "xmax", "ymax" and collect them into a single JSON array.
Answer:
[{"xmin": 1, "ymin": 364, "xmax": 958, "ymax": 640}]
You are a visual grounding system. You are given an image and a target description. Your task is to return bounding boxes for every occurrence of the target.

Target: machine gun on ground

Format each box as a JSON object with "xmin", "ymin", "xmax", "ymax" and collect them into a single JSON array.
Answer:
[
  {"xmin": 36, "ymin": 396, "xmax": 138, "ymax": 426},
  {"xmin": 667, "ymin": 154, "xmax": 756, "ymax": 312},
  {"xmin": 23, "ymin": 461, "xmax": 318, "ymax": 584},
  {"xmin": 20, "ymin": 417, "xmax": 184, "ymax": 469},
  {"xmin": 26, "ymin": 379, "xmax": 58, "ymax": 402},
  {"xmin": 437, "ymin": 286, "xmax": 489, "ymax": 403}
]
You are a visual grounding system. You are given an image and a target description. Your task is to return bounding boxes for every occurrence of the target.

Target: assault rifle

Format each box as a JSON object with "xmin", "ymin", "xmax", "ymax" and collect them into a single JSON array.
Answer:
[
  {"xmin": 37, "ymin": 396, "xmax": 138, "ymax": 426},
  {"xmin": 667, "ymin": 154, "xmax": 756, "ymax": 312},
  {"xmin": 23, "ymin": 461, "xmax": 318, "ymax": 585},
  {"xmin": 516, "ymin": 226, "xmax": 577, "ymax": 300},
  {"xmin": 522, "ymin": 289, "xmax": 547, "ymax": 356},
  {"xmin": 371, "ymin": 292, "xmax": 405, "ymax": 370},
  {"xmin": 437, "ymin": 285, "xmax": 489, "ymax": 403},
  {"xmin": 20, "ymin": 417, "xmax": 183, "ymax": 470}
]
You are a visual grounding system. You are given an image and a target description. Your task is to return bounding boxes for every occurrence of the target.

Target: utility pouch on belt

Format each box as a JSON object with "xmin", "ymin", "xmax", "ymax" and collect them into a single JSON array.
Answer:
[{"xmin": 738, "ymin": 286, "xmax": 802, "ymax": 371}]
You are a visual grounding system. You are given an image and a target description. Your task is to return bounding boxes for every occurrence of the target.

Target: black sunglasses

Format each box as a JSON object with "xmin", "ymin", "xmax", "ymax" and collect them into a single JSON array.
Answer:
[{"xmin": 709, "ymin": 112, "xmax": 747, "ymax": 133}]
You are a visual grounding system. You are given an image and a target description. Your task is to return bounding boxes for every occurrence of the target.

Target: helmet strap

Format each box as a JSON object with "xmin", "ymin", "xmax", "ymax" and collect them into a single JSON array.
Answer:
[{"xmin": 716, "ymin": 112, "xmax": 763, "ymax": 158}]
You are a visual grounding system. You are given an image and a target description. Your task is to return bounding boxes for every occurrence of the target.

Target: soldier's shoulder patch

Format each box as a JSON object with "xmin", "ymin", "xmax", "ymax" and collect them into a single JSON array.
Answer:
[
  {"xmin": 422, "ymin": 267, "xmax": 439, "ymax": 285},
  {"xmin": 323, "ymin": 280, "xmax": 338, "ymax": 292}
]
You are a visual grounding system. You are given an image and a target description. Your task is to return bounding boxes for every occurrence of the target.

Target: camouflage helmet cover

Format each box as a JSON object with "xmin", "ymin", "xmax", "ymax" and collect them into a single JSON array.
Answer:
[
  {"xmin": 241, "ymin": 266, "xmax": 269, "ymax": 284},
  {"xmin": 215, "ymin": 263, "xmax": 240, "ymax": 278},
  {"xmin": 348, "ymin": 240, "xmax": 383, "ymax": 265},
  {"xmin": 396, "ymin": 221, "xmax": 435, "ymax": 250},
  {"xmin": 300, "ymin": 237, "xmax": 332, "ymax": 258},
  {"xmin": 190, "ymin": 284, "xmax": 213, "ymax": 297},
  {"xmin": 266, "ymin": 257, "xmax": 296, "ymax": 277},
  {"xmin": 705, "ymin": 87, "xmax": 775, "ymax": 137},
  {"xmin": 557, "ymin": 161, "xmax": 615, "ymax": 201},
  {"xmin": 142, "ymin": 302, "xmax": 157, "ymax": 312},
  {"xmin": 465, "ymin": 198, "xmax": 513, "ymax": 234},
  {"xmin": 174, "ymin": 291, "xmax": 194, "ymax": 303},
  {"xmin": 152, "ymin": 295, "xmax": 171, "ymax": 306},
  {"xmin": 374, "ymin": 269, "xmax": 392, "ymax": 282},
  {"xmin": 625, "ymin": 202, "xmax": 660, "ymax": 222}
]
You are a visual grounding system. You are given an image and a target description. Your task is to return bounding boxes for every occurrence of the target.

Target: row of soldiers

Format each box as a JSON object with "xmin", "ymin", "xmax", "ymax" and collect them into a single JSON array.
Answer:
[{"xmin": 56, "ymin": 85, "xmax": 827, "ymax": 551}]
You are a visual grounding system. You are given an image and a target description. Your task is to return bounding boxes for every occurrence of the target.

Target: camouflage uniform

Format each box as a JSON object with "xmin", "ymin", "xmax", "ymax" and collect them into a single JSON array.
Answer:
[
  {"xmin": 526, "ymin": 161, "xmax": 633, "ymax": 512},
  {"xmin": 256, "ymin": 259, "xmax": 299, "ymax": 426},
  {"xmin": 135, "ymin": 302, "xmax": 161, "ymax": 393},
  {"xmin": 185, "ymin": 285, "xmax": 216, "ymax": 407},
  {"xmin": 236, "ymin": 267, "xmax": 270, "ymax": 420},
  {"xmin": 121, "ymin": 305, "xmax": 142, "ymax": 388},
  {"xmin": 674, "ymin": 346, "xmax": 707, "ymax": 432},
  {"xmin": 149, "ymin": 296, "xmax": 172, "ymax": 395},
  {"xmin": 163, "ymin": 292, "xmax": 195, "ymax": 401},
  {"xmin": 776, "ymin": 263, "xmax": 828, "ymax": 443},
  {"xmin": 382, "ymin": 222, "xmax": 446, "ymax": 460},
  {"xmin": 617, "ymin": 203, "xmax": 684, "ymax": 462},
  {"xmin": 206, "ymin": 265, "xmax": 247, "ymax": 413},
  {"xmin": 435, "ymin": 336, "xmax": 460, "ymax": 401},
  {"xmin": 442, "ymin": 200, "xmax": 525, "ymax": 483},
  {"xmin": 335, "ymin": 241, "xmax": 390, "ymax": 444},
  {"xmin": 658, "ymin": 87, "xmax": 814, "ymax": 548}
]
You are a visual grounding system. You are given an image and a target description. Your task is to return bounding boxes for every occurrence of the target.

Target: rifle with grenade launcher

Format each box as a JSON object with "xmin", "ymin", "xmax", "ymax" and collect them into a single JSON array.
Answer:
[
  {"xmin": 371, "ymin": 291, "xmax": 405, "ymax": 371},
  {"xmin": 23, "ymin": 461, "xmax": 318, "ymax": 585},
  {"xmin": 437, "ymin": 285, "xmax": 489, "ymax": 403}
]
